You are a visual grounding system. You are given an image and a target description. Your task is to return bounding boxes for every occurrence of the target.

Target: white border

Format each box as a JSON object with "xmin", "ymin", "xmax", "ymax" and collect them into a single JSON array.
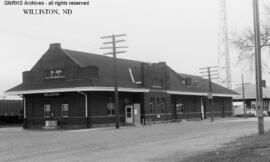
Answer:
[
  {"xmin": 167, "ymin": 90, "xmax": 206, "ymax": 96},
  {"xmin": 5, "ymin": 86, "xmax": 237, "ymax": 97},
  {"xmin": 5, "ymin": 86, "xmax": 150, "ymax": 95},
  {"xmin": 167, "ymin": 90, "xmax": 238, "ymax": 97}
]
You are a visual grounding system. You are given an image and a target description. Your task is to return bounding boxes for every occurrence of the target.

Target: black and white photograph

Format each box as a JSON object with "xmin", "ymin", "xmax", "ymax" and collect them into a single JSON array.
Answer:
[{"xmin": 1, "ymin": 0, "xmax": 270, "ymax": 161}]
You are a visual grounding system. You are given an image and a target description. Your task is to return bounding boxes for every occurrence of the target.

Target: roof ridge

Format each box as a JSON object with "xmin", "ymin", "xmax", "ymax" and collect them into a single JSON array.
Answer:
[
  {"xmin": 61, "ymin": 49, "xmax": 86, "ymax": 67},
  {"xmin": 178, "ymin": 73, "xmax": 204, "ymax": 79},
  {"xmin": 62, "ymin": 48, "xmax": 150, "ymax": 65},
  {"xmin": 63, "ymin": 49, "xmax": 102, "ymax": 57}
]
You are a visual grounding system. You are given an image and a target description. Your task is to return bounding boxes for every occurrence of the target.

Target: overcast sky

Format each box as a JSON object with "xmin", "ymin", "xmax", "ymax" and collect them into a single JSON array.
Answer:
[{"xmin": 0, "ymin": 0, "xmax": 269, "ymax": 99}]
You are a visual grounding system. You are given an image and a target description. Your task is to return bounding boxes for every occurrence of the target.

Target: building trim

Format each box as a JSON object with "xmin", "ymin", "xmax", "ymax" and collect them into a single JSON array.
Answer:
[
  {"xmin": 5, "ymin": 86, "xmax": 150, "ymax": 95},
  {"xmin": 233, "ymin": 97, "xmax": 270, "ymax": 100},
  {"xmin": 213, "ymin": 93, "xmax": 239, "ymax": 97},
  {"xmin": 167, "ymin": 90, "xmax": 206, "ymax": 96},
  {"xmin": 167, "ymin": 90, "xmax": 237, "ymax": 97},
  {"xmin": 6, "ymin": 87, "xmax": 237, "ymax": 98}
]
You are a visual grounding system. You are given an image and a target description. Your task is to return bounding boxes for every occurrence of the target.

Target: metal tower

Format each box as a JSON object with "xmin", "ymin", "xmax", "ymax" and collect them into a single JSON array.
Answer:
[{"xmin": 217, "ymin": 0, "xmax": 232, "ymax": 89}]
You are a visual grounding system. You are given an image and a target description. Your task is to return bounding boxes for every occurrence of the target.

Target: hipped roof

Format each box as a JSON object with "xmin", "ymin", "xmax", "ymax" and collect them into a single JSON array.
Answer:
[
  {"xmin": 6, "ymin": 44, "xmax": 238, "ymax": 97},
  {"xmin": 233, "ymin": 83, "xmax": 270, "ymax": 99}
]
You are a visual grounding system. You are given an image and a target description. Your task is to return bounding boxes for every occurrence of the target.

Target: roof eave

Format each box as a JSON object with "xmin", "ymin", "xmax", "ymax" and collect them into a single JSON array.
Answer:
[
  {"xmin": 167, "ymin": 90, "xmax": 238, "ymax": 97},
  {"xmin": 5, "ymin": 86, "xmax": 150, "ymax": 95}
]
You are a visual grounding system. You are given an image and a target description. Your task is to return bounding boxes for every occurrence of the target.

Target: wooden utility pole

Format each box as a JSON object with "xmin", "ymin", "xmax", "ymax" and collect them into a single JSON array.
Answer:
[
  {"xmin": 241, "ymin": 74, "xmax": 247, "ymax": 118},
  {"xmin": 208, "ymin": 67, "xmax": 214, "ymax": 122},
  {"xmin": 200, "ymin": 66, "xmax": 218, "ymax": 122},
  {"xmin": 100, "ymin": 34, "xmax": 128, "ymax": 129},
  {"xmin": 253, "ymin": 0, "xmax": 264, "ymax": 135}
]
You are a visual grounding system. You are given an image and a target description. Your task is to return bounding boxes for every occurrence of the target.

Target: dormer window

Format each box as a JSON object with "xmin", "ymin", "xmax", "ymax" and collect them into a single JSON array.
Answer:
[
  {"xmin": 46, "ymin": 69, "xmax": 64, "ymax": 79},
  {"xmin": 183, "ymin": 78, "xmax": 192, "ymax": 87},
  {"xmin": 55, "ymin": 70, "xmax": 62, "ymax": 77},
  {"xmin": 185, "ymin": 78, "xmax": 192, "ymax": 86},
  {"xmin": 50, "ymin": 70, "xmax": 55, "ymax": 78},
  {"xmin": 152, "ymin": 79, "xmax": 163, "ymax": 88}
]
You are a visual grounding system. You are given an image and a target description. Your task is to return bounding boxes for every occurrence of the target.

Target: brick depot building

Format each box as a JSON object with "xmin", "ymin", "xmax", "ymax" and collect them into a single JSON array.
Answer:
[{"xmin": 6, "ymin": 43, "xmax": 238, "ymax": 128}]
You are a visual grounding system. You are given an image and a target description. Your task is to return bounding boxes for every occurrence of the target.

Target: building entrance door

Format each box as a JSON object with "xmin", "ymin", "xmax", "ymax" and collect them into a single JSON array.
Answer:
[
  {"xmin": 51, "ymin": 97, "xmax": 61, "ymax": 118},
  {"xmin": 125, "ymin": 105, "xmax": 133, "ymax": 124}
]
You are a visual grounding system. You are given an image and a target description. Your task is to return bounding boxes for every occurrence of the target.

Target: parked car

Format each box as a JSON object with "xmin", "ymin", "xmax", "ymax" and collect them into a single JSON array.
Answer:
[
  {"xmin": 246, "ymin": 109, "xmax": 268, "ymax": 117},
  {"xmin": 246, "ymin": 109, "xmax": 256, "ymax": 117},
  {"xmin": 264, "ymin": 110, "xmax": 268, "ymax": 116}
]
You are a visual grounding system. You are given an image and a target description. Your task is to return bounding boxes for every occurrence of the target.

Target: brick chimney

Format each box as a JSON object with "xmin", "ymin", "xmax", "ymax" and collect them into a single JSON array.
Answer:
[
  {"xmin": 157, "ymin": 61, "xmax": 167, "ymax": 67},
  {"xmin": 49, "ymin": 43, "xmax": 61, "ymax": 49}
]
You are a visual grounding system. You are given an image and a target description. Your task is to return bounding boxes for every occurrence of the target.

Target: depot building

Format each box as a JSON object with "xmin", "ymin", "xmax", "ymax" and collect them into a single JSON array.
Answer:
[{"xmin": 6, "ymin": 43, "xmax": 238, "ymax": 129}]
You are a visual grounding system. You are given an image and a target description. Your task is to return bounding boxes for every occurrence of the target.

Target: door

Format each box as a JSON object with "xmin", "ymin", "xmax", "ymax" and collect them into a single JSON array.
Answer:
[
  {"xmin": 51, "ymin": 97, "xmax": 61, "ymax": 118},
  {"xmin": 133, "ymin": 104, "xmax": 141, "ymax": 126},
  {"xmin": 172, "ymin": 98, "xmax": 177, "ymax": 120},
  {"xmin": 43, "ymin": 96, "xmax": 61, "ymax": 118},
  {"xmin": 125, "ymin": 105, "xmax": 133, "ymax": 123}
]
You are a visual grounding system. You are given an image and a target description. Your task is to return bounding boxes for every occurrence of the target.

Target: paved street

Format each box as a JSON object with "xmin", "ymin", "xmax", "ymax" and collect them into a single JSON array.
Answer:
[{"xmin": 1, "ymin": 118, "xmax": 270, "ymax": 162}]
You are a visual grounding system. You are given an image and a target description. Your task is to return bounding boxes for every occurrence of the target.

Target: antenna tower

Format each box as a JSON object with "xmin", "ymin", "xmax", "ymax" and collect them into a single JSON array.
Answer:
[{"xmin": 218, "ymin": 0, "xmax": 232, "ymax": 89}]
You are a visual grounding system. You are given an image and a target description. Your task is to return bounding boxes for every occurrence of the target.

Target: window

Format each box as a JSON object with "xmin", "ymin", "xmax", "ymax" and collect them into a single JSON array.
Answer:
[
  {"xmin": 183, "ymin": 78, "xmax": 192, "ymax": 86},
  {"xmin": 152, "ymin": 79, "xmax": 163, "ymax": 88},
  {"xmin": 156, "ymin": 98, "xmax": 160, "ymax": 106},
  {"xmin": 185, "ymin": 78, "xmax": 192, "ymax": 86},
  {"xmin": 44, "ymin": 104, "xmax": 51, "ymax": 117},
  {"xmin": 46, "ymin": 69, "xmax": 64, "ymax": 79},
  {"xmin": 55, "ymin": 70, "xmax": 62, "ymax": 77},
  {"xmin": 62, "ymin": 104, "xmax": 69, "ymax": 117},
  {"xmin": 126, "ymin": 107, "xmax": 132, "ymax": 117},
  {"xmin": 176, "ymin": 102, "xmax": 184, "ymax": 113},
  {"xmin": 251, "ymin": 101, "xmax": 256, "ymax": 110},
  {"xmin": 107, "ymin": 103, "xmax": 115, "ymax": 115},
  {"xmin": 161, "ymin": 98, "xmax": 165, "ymax": 113},
  {"xmin": 50, "ymin": 70, "xmax": 55, "ymax": 78},
  {"xmin": 150, "ymin": 97, "xmax": 155, "ymax": 114}
]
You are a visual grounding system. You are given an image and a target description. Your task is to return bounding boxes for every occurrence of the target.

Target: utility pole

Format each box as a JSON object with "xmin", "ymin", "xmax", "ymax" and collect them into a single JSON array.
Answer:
[
  {"xmin": 253, "ymin": 0, "xmax": 264, "ymax": 135},
  {"xmin": 241, "ymin": 74, "xmax": 247, "ymax": 118},
  {"xmin": 235, "ymin": 75, "xmax": 248, "ymax": 118},
  {"xmin": 100, "ymin": 34, "xmax": 128, "ymax": 129},
  {"xmin": 200, "ymin": 66, "xmax": 218, "ymax": 122}
]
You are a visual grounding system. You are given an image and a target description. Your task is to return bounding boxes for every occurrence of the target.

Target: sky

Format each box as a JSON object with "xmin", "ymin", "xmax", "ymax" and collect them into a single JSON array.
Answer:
[{"xmin": 0, "ymin": 0, "xmax": 269, "ymax": 99}]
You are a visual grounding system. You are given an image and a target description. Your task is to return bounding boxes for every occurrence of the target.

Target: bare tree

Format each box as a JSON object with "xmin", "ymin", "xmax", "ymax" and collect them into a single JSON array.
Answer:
[{"xmin": 232, "ymin": 5, "xmax": 270, "ymax": 71}]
